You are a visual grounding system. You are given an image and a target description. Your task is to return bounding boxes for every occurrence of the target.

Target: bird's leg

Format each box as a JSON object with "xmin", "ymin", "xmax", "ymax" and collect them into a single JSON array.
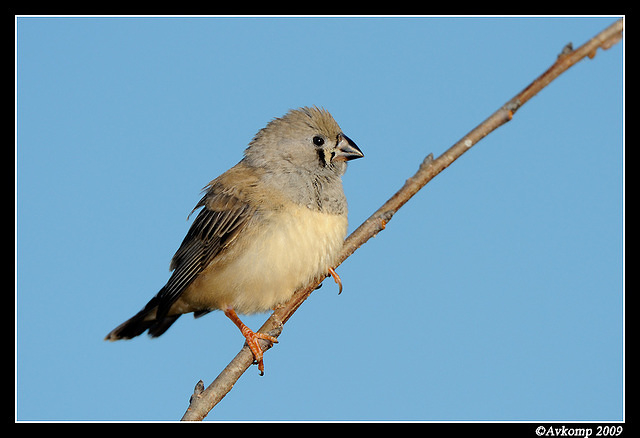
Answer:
[
  {"xmin": 328, "ymin": 267, "xmax": 343, "ymax": 295},
  {"xmin": 224, "ymin": 308, "xmax": 278, "ymax": 376}
]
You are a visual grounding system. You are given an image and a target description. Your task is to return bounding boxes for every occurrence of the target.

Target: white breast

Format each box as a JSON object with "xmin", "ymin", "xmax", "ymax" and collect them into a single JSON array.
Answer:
[{"xmin": 178, "ymin": 205, "xmax": 348, "ymax": 315}]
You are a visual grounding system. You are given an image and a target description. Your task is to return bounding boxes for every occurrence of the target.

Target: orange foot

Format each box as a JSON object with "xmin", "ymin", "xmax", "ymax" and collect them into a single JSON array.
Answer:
[
  {"xmin": 328, "ymin": 267, "xmax": 343, "ymax": 295},
  {"xmin": 224, "ymin": 308, "xmax": 278, "ymax": 376}
]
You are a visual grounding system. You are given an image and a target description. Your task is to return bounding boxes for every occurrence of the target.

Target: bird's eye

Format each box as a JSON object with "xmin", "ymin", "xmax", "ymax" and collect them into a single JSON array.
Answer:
[{"xmin": 313, "ymin": 136, "xmax": 325, "ymax": 147}]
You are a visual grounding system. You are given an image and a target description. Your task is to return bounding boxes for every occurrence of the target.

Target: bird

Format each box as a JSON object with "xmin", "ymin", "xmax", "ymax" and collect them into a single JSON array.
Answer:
[{"xmin": 105, "ymin": 106, "xmax": 363, "ymax": 375}]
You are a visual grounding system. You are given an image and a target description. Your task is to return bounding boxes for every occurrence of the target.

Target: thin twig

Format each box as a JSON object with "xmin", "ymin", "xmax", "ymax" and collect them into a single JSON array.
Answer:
[{"xmin": 180, "ymin": 18, "xmax": 623, "ymax": 421}]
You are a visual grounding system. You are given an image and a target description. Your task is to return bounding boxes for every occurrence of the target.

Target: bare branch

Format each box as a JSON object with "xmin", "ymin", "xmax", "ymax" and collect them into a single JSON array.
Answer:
[{"xmin": 180, "ymin": 18, "xmax": 623, "ymax": 421}]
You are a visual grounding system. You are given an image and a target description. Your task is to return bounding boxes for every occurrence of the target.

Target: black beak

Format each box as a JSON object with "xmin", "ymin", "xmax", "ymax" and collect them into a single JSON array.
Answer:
[{"xmin": 333, "ymin": 133, "xmax": 364, "ymax": 162}]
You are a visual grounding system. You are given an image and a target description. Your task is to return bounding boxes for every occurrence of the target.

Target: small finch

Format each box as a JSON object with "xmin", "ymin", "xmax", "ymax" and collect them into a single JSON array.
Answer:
[{"xmin": 105, "ymin": 107, "xmax": 363, "ymax": 374}]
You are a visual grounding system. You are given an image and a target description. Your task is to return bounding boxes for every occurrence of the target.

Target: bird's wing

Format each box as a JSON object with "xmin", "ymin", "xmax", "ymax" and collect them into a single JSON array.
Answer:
[{"xmin": 154, "ymin": 179, "xmax": 257, "ymax": 319}]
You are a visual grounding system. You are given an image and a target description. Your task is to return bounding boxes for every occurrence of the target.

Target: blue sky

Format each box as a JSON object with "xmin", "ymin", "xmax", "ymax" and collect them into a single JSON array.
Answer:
[{"xmin": 16, "ymin": 16, "xmax": 623, "ymax": 421}]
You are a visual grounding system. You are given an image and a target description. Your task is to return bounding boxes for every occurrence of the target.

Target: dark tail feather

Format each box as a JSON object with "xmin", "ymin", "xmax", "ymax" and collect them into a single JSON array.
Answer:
[{"xmin": 104, "ymin": 297, "xmax": 181, "ymax": 341}]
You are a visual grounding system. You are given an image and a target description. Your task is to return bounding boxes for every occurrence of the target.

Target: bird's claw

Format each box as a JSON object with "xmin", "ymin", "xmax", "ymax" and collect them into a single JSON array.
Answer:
[
  {"xmin": 224, "ymin": 308, "xmax": 278, "ymax": 375},
  {"xmin": 328, "ymin": 267, "xmax": 343, "ymax": 295}
]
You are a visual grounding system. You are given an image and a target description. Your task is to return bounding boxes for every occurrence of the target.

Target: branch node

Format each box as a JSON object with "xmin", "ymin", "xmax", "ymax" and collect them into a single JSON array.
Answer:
[
  {"xmin": 267, "ymin": 321, "xmax": 284, "ymax": 339},
  {"xmin": 558, "ymin": 42, "xmax": 574, "ymax": 58},
  {"xmin": 379, "ymin": 210, "xmax": 395, "ymax": 230},
  {"xmin": 505, "ymin": 99, "xmax": 522, "ymax": 115},
  {"xmin": 420, "ymin": 153, "xmax": 435, "ymax": 170},
  {"xmin": 381, "ymin": 210, "xmax": 395, "ymax": 223},
  {"xmin": 189, "ymin": 380, "xmax": 205, "ymax": 405}
]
